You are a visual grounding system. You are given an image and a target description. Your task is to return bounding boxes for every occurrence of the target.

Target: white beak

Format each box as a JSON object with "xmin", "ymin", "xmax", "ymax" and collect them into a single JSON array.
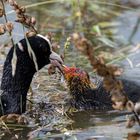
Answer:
[{"xmin": 49, "ymin": 51, "xmax": 63, "ymax": 64}]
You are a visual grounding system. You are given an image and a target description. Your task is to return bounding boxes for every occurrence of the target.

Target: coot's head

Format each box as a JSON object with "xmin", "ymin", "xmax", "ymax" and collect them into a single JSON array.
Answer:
[
  {"xmin": 37, "ymin": 34, "xmax": 63, "ymax": 68},
  {"xmin": 19, "ymin": 34, "xmax": 63, "ymax": 70}
]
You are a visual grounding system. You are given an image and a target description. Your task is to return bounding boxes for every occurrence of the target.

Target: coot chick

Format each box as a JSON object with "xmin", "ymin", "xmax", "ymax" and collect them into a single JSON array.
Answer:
[
  {"xmin": 63, "ymin": 66, "xmax": 140, "ymax": 110},
  {"xmin": 0, "ymin": 34, "xmax": 63, "ymax": 116}
]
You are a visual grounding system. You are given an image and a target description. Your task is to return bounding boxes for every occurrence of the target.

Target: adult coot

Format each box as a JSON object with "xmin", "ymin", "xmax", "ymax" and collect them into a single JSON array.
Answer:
[{"xmin": 0, "ymin": 34, "xmax": 63, "ymax": 116}]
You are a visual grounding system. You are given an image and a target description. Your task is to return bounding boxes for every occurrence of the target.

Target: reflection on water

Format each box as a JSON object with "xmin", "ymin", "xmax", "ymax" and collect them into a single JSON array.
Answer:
[{"xmin": 1, "ymin": 0, "xmax": 140, "ymax": 140}]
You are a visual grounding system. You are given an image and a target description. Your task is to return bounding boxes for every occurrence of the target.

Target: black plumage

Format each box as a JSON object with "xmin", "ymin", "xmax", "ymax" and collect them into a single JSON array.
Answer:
[{"xmin": 0, "ymin": 35, "xmax": 61, "ymax": 116}]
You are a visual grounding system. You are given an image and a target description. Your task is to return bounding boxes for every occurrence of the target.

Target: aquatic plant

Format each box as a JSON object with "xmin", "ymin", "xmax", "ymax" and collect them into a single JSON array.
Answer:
[{"xmin": 71, "ymin": 33, "xmax": 140, "ymax": 127}]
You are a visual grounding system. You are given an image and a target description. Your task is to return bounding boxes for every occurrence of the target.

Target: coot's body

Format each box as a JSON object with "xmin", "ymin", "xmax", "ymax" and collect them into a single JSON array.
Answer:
[{"xmin": 0, "ymin": 35, "xmax": 63, "ymax": 116}]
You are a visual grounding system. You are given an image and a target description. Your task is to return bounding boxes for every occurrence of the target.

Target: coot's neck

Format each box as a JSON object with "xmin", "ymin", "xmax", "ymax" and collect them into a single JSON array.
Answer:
[
  {"xmin": 1, "ymin": 46, "xmax": 36, "ymax": 92},
  {"xmin": 0, "ymin": 45, "xmax": 36, "ymax": 115}
]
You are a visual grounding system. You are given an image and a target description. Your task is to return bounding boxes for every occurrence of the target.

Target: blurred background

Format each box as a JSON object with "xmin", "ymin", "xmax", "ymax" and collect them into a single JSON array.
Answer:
[{"xmin": 1, "ymin": 0, "xmax": 140, "ymax": 140}]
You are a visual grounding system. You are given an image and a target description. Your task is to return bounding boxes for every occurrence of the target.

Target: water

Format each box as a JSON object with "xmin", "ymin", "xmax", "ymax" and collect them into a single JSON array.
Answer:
[{"xmin": 0, "ymin": 0, "xmax": 140, "ymax": 140}]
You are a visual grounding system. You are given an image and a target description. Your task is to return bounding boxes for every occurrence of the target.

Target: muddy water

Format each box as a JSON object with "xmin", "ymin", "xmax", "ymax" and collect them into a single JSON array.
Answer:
[{"xmin": 0, "ymin": 1, "xmax": 140, "ymax": 140}]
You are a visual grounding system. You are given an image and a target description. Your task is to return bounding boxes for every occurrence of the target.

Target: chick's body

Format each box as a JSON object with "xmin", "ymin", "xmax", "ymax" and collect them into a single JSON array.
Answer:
[
  {"xmin": 63, "ymin": 66, "xmax": 112, "ymax": 110},
  {"xmin": 63, "ymin": 66, "xmax": 140, "ymax": 111}
]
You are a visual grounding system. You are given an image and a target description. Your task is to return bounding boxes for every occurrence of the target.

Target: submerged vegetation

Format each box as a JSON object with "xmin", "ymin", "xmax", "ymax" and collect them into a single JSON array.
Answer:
[{"xmin": 0, "ymin": 0, "xmax": 140, "ymax": 140}]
